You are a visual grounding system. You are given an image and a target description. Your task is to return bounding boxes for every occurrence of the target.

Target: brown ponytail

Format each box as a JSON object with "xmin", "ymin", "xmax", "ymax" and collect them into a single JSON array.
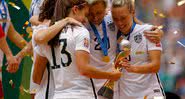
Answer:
[{"xmin": 48, "ymin": 0, "xmax": 87, "ymax": 46}]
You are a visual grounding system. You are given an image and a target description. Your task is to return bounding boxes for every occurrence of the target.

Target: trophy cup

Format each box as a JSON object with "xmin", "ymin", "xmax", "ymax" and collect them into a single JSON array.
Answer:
[{"xmin": 97, "ymin": 39, "xmax": 131, "ymax": 99}]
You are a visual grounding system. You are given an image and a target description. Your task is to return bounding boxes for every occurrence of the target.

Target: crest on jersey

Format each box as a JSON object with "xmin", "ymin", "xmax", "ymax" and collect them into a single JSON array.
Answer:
[
  {"xmin": 134, "ymin": 33, "xmax": 142, "ymax": 43},
  {"xmin": 107, "ymin": 22, "xmax": 116, "ymax": 31},
  {"xmin": 84, "ymin": 38, "xmax": 89, "ymax": 48}
]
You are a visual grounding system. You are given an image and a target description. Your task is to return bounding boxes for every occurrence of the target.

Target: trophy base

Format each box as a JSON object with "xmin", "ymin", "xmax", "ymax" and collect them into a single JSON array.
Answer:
[{"xmin": 97, "ymin": 86, "xmax": 113, "ymax": 99}]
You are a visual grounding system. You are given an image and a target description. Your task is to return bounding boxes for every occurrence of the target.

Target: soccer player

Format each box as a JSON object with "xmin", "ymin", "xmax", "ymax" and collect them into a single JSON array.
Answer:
[
  {"xmin": 86, "ymin": 0, "xmax": 163, "ymax": 98},
  {"xmin": 111, "ymin": 0, "xmax": 165, "ymax": 98},
  {"xmin": 0, "ymin": 0, "xmax": 28, "ymax": 98},
  {"xmin": 33, "ymin": 0, "xmax": 122, "ymax": 98},
  {"xmin": 34, "ymin": 0, "xmax": 164, "ymax": 98},
  {"xmin": 0, "ymin": 25, "xmax": 19, "ymax": 99}
]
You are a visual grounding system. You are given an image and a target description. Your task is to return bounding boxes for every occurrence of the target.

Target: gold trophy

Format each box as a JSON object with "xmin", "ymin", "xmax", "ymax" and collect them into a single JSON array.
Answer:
[{"xmin": 97, "ymin": 39, "xmax": 131, "ymax": 99}]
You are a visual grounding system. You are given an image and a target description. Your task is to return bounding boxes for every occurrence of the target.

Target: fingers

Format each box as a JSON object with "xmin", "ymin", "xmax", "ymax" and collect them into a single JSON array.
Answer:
[
  {"xmin": 6, "ymin": 60, "xmax": 19, "ymax": 73},
  {"xmin": 67, "ymin": 17, "xmax": 82, "ymax": 26},
  {"xmin": 7, "ymin": 64, "xmax": 19, "ymax": 73}
]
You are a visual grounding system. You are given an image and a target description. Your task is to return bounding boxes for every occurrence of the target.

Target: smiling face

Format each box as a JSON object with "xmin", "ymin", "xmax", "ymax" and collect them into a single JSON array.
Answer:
[
  {"xmin": 88, "ymin": 1, "xmax": 106, "ymax": 25},
  {"xmin": 112, "ymin": 6, "xmax": 134, "ymax": 35}
]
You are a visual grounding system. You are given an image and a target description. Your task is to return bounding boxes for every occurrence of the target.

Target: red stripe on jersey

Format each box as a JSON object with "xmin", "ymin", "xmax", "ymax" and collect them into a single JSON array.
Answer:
[
  {"xmin": 156, "ymin": 43, "xmax": 161, "ymax": 47},
  {"xmin": 0, "ymin": 25, "xmax": 5, "ymax": 38}
]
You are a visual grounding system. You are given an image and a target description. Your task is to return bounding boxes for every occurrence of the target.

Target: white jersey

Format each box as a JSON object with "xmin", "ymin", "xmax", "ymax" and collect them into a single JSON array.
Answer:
[
  {"xmin": 32, "ymin": 25, "xmax": 55, "ymax": 99},
  {"xmin": 29, "ymin": 0, "xmax": 44, "ymax": 16},
  {"xmin": 85, "ymin": 13, "xmax": 117, "ymax": 94},
  {"xmin": 35, "ymin": 25, "xmax": 96, "ymax": 99},
  {"xmin": 114, "ymin": 24, "xmax": 165, "ymax": 99},
  {"xmin": 0, "ymin": 1, "xmax": 11, "ymax": 68}
]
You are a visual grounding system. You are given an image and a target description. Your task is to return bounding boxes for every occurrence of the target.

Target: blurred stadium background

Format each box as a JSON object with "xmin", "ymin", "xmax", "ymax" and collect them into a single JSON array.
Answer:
[{"xmin": 2, "ymin": 0, "xmax": 185, "ymax": 99}]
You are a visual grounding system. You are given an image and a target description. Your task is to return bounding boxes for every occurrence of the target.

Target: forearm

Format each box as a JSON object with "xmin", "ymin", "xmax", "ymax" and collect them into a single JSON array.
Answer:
[
  {"xmin": 8, "ymin": 23, "xmax": 28, "ymax": 49},
  {"xmin": 33, "ymin": 54, "xmax": 47, "ymax": 84},
  {"xmin": 10, "ymin": 31, "xmax": 28, "ymax": 49},
  {"xmin": 16, "ymin": 41, "xmax": 33, "ymax": 59},
  {"xmin": 34, "ymin": 18, "xmax": 68, "ymax": 44},
  {"xmin": 79, "ymin": 64, "xmax": 113, "ymax": 79},
  {"xmin": 129, "ymin": 62, "xmax": 160, "ymax": 74},
  {"xmin": 0, "ymin": 37, "xmax": 13, "ymax": 57}
]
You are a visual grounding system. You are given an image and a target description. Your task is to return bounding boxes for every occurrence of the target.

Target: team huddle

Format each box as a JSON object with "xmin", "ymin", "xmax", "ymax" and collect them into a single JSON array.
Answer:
[{"xmin": 0, "ymin": 0, "xmax": 165, "ymax": 99}]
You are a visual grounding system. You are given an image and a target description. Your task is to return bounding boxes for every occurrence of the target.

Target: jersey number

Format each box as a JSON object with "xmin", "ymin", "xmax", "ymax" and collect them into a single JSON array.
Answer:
[
  {"xmin": 94, "ymin": 37, "xmax": 110, "ymax": 50},
  {"xmin": 59, "ymin": 39, "xmax": 72, "ymax": 67},
  {"xmin": 51, "ymin": 39, "xmax": 72, "ymax": 69}
]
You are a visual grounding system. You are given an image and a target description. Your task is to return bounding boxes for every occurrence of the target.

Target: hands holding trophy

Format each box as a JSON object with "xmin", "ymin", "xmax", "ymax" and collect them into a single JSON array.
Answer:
[{"xmin": 97, "ymin": 39, "xmax": 131, "ymax": 99}]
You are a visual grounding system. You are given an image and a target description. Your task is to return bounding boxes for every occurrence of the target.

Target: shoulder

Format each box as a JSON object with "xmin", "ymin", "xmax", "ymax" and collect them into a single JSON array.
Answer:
[
  {"xmin": 73, "ymin": 25, "xmax": 90, "ymax": 37},
  {"xmin": 134, "ymin": 24, "xmax": 153, "ymax": 33}
]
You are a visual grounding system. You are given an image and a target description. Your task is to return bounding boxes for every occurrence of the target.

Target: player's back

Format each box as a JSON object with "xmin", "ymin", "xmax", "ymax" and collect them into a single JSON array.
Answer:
[{"xmin": 44, "ymin": 25, "xmax": 95, "ymax": 99}]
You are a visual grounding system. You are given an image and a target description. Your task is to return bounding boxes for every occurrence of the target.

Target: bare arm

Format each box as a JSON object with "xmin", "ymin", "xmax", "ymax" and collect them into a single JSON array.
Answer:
[
  {"xmin": 32, "ymin": 53, "xmax": 48, "ymax": 84},
  {"xmin": 34, "ymin": 17, "xmax": 82, "ymax": 44},
  {"xmin": 0, "ymin": 37, "xmax": 19, "ymax": 73},
  {"xmin": 15, "ymin": 41, "xmax": 33, "ymax": 64},
  {"xmin": 7, "ymin": 22, "xmax": 28, "ymax": 49},
  {"xmin": 76, "ymin": 50, "xmax": 121, "ymax": 81},
  {"xmin": 123, "ymin": 50, "xmax": 161, "ymax": 74}
]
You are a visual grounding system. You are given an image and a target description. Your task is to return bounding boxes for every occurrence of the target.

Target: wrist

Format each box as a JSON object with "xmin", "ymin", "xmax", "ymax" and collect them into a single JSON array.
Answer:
[{"xmin": 107, "ymin": 72, "xmax": 114, "ymax": 80}]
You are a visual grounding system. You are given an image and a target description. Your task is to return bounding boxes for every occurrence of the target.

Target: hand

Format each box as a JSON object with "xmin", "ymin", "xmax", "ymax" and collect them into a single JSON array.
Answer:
[
  {"xmin": 123, "ymin": 66, "xmax": 134, "ymax": 72},
  {"xmin": 110, "ymin": 69, "xmax": 122, "ymax": 81},
  {"xmin": 144, "ymin": 26, "xmax": 163, "ymax": 44},
  {"xmin": 115, "ymin": 57, "xmax": 130, "ymax": 68},
  {"xmin": 64, "ymin": 17, "xmax": 82, "ymax": 26},
  {"xmin": 15, "ymin": 53, "xmax": 24, "ymax": 66},
  {"xmin": 6, "ymin": 55, "xmax": 19, "ymax": 73}
]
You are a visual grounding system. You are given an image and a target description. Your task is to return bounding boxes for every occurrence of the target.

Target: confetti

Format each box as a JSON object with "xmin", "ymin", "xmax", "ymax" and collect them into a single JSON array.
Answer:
[
  {"xmin": 159, "ymin": 13, "xmax": 166, "ymax": 18},
  {"xmin": 153, "ymin": 9, "xmax": 158, "ymax": 16},
  {"xmin": 9, "ymin": 79, "xmax": 15, "ymax": 88},
  {"xmin": 28, "ymin": 32, "xmax": 33, "ymax": 38},
  {"xmin": 153, "ymin": 9, "xmax": 166, "ymax": 18},
  {"xmin": 9, "ymin": 80, "xmax": 13, "ymax": 86},
  {"xmin": 177, "ymin": 0, "xmax": 185, "ymax": 6},
  {"xmin": 8, "ymin": 2, "xmax": 20, "ymax": 10},
  {"xmin": 23, "ymin": 21, "xmax": 29, "ymax": 29},
  {"xmin": 173, "ymin": 31, "xmax": 178, "ymax": 35},
  {"xmin": 26, "ymin": 27, "xmax": 33, "ymax": 33}
]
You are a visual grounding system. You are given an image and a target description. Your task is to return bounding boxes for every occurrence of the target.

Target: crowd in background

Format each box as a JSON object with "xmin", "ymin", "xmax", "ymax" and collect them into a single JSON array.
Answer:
[{"xmin": 136, "ymin": 0, "xmax": 185, "ymax": 98}]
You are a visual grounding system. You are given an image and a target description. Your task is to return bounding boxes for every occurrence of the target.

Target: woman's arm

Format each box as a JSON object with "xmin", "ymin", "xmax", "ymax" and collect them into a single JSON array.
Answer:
[
  {"xmin": 0, "ymin": 37, "xmax": 19, "ymax": 73},
  {"xmin": 32, "ymin": 53, "xmax": 48, "ymax": 84},
  {"xmin": 76, "ymin": 50, "xmax": 121, "ymax": 81},
  {"xmin": 123, "ymin": 50, "xmax": 161, "ymax": 74},
  {"xmin": 34, "ymin": 17, "xmax": 82, "ymax": 44},
  {"xmin": 7, "ymin": 22, "xmax": 28, "ymax": 49}
]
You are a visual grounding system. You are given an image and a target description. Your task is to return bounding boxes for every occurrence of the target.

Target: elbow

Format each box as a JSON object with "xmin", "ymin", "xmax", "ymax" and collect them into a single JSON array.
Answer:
[
  {"xmin": 32, "ymin": 74, "xmax": 41, "ymax": 85},
  {"xmin": 34, "ymin": 34, "xmax": 46, "ymax": 44},
  {"xmin": 151, "ymin": 64, "xmax": 160, "ymax": 73},
  {"xmin": 78, "ymin": 67, "xmax": 89, "ymax": 76},
  {"xmin": 77, "ymin": 64, "xmax": 90, "ymax": 77}
]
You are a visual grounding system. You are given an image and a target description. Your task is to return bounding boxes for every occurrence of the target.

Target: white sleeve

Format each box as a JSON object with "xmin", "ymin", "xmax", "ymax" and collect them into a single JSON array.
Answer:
[
  {"xmin": 34, "ymin": 45, "xmax": 47, "ymax": 57},
  {"xmin": 147, "ymin": 40, "xmax": 162, "ymax": 51},
  {"xmin": 144, "ymin": 25, "xmax": 163, "ymax": 51},
  {"xmin": 75, "ymin": 28, "xmax": 90, "ymax": 53}
]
